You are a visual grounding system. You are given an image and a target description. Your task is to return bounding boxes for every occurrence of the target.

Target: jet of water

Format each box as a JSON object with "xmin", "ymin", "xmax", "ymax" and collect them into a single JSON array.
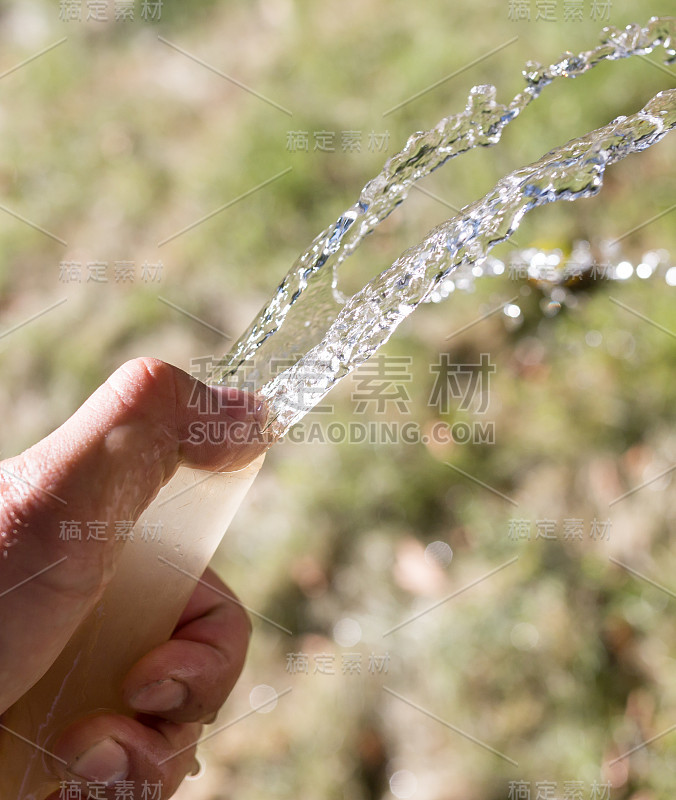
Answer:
[
  {"xmin": 212, "ymin": 17, "xmax": 675, "ymax": 435},
  {"xmin": 260, "ymin": 89, "xmax": 675, "ymax": 433}
]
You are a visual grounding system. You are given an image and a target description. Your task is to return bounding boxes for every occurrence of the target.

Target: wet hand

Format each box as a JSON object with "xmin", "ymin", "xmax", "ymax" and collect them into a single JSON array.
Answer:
[{"xmin": 0, "ymin": 358, "xmax": 268, "ymax": 797}]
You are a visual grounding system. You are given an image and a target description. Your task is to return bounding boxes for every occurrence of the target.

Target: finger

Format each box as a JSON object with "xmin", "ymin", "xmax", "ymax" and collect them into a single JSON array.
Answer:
[
  {"xmin": 0, "ymin": 358, "xmax": 270, "ymax": 711},
  {"xmin": 122, "ymin": 568, "xmax": 250, "ymax": 723},
  {"xmin": 50, "ymin": 711, "xmax": 202, "ymax": 798},
  {"xmin": 10, "ymin": 357, "xmax": 269, "ymax": 525}
]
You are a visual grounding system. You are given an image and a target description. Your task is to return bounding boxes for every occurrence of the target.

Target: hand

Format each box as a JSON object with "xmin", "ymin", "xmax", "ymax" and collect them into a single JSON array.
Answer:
[
  {"xmin": 0, "ymin": 358, "xmax": 269, "ymax": 797},
  {"xmin": 46, "ymin": 566, "xmax": 250, "ymax": 798}
]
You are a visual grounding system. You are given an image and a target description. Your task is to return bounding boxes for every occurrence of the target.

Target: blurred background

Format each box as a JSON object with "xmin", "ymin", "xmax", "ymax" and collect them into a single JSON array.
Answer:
[{"xmin": 0, "ymin": 1, "xmax": 675, "ymax": 798}]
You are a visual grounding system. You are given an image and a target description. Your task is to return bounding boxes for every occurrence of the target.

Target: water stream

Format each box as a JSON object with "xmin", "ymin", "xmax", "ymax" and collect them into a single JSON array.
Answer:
[{"xmin": 212, "ymin": 17, "xmax": 675, "ymax": 436}]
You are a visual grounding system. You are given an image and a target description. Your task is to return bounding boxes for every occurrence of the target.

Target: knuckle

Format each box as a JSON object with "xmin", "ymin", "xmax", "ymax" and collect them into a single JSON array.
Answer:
[{"xmin": 107, "ymin": 358, "xmax": 177, "ymax": 412}]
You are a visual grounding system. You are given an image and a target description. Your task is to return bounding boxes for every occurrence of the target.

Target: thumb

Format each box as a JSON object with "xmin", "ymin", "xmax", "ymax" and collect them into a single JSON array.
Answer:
[
  {"xmin": 0, "ymin": 358, "xmax": 269, "ymax": 711},
  {"xmin": 17, "ymin": 356, "xmax": 269, "ymax": 519}
]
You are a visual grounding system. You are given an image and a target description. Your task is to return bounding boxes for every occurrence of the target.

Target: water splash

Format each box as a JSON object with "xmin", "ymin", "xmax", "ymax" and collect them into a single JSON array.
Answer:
[
  {"xmin": 258, "ymin": 90, "xmax": 675, "ymax": 433},
  {"xmin": 421, "ymin": 241, "xmax": 675, "ymax": 319},
  {"xmin": 212, "ymin": 17, "xmax": 675, "ymax": 435}
]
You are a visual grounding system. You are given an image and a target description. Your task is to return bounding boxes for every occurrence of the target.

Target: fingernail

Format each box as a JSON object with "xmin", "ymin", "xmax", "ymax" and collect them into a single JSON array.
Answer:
[
  {"xmin": 209, "ymin": 386, "xmax": 268, "ymax": 427},
  {"xmin": 68, "ymin": 738, "xmax": 129, "ymax": 784},
  {"xmin": 129, "ymin": 678, "xmax": 187, "ymax": 712},
  {"xmin": 188, "ymin": 757, "xmax": 202, "ymax": 776},
  {"xmin": 252, "ymin": 397, "xmax": 269, "ymax": 428}
]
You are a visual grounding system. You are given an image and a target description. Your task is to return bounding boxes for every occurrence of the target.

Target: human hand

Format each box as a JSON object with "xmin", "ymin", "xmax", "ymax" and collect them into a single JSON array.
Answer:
[{"xmin": 0, "ymin": 357, "xmax": 269, "ymax": 797}]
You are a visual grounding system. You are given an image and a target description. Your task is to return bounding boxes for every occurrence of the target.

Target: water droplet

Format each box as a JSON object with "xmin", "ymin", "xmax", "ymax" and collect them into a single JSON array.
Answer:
[
  {"xmin": 249, "ymin": 684, "xmax": 278, "ymax": 713},
  {"xmin": 642, "ymin": 250, "xmax": 661, "ymax": 268},
  {"xmin": 542, "ymin": 299, "xmax": 561, "ymax": 316},
  {"xmin": 585, "ymin": 330, "xmax": 602, "ymax": 347},
  {"xmin": 523, "ymin": 60, "xmax": 544, "ymax": 86},
  {"xmin": 390, "ymin": 770, "xmax": 418, "ymax": 799},
  {"xmin": 333, "ymin": 617, "xmax": 362, "ymax": 647},
  {"xmin": 614, "ymin": 261, "xmax": 633, "ymax": 280},
  {"xmin": 424, "ymin": 541, "xmax": 453, "ymax": 567}
]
